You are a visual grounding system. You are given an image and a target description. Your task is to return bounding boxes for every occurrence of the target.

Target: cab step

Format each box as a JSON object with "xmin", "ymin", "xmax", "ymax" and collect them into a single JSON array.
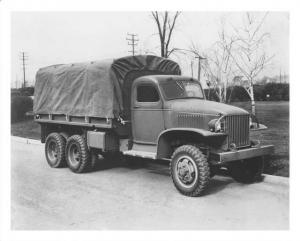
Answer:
[{"xmin": 122, "ymin": 150, "xmax": 156, "ymax": 159}]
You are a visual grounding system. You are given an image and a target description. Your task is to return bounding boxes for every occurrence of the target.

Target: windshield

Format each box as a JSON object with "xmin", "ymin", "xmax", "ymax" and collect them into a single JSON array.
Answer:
[{"xmin": 159, "ymin": 79, "xmax": 204, "ymax": 100}]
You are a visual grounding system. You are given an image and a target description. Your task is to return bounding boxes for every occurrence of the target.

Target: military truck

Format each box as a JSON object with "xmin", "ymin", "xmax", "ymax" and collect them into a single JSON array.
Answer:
[{"xmin": 34, "ymin": 55, "xmax": 274, "ymax": 197}]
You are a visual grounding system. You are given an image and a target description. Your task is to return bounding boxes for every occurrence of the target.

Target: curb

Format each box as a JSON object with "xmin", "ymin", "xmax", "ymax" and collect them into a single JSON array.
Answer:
[
  {"xmin": 263, "ymin": 173, "xmax": 289, "ymax": 185},
  {"xmin": 11, "ymin": 136, "xmax": 42, "ymax": 145}
]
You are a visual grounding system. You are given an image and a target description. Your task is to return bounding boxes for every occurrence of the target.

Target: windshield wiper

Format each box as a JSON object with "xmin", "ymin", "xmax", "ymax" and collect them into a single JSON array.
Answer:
[{"xmin": 177, "ymin": 96, "xmax": 203, "ymax": 100}]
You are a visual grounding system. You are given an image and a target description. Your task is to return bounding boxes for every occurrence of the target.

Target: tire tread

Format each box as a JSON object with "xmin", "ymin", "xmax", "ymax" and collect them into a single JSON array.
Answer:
[
  {"xmin": 45, "ymin": 132, "xmax": 66, "ymax": 168},
  {"xmin": 66, "ymin": 135, "xmax": 91, "ymax": 173},
  {"xmin": 170, "ymin": 145, "xmax": 210, "ymax": 197}
]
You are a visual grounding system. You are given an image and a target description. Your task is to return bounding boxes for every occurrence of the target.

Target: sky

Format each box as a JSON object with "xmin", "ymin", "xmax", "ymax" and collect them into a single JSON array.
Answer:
[{"xmin": 11, "ymin": 11, "xmax": 289, "ymax": 88}]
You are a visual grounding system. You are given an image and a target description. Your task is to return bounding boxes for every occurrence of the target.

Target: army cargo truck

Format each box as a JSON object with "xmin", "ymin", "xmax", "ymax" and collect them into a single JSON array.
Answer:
[{"xmin": 34, "ymin": 55, "xmax": 274, "ymax": 197}]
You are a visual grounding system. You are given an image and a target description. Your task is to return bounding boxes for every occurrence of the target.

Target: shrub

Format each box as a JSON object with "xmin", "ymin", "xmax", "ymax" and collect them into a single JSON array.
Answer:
[
  {"xmin": 11, "ymin": 96, "xmax": 33, "ymax": 123},
  {"xmin": 205, "ymin": 83, "xmax": 289, "ymax": 102},
  {"xmin": 20, "ymin": 87, "xmax": 34, "ymax": 96},
  {"xmin": 262, "ymin": 83, "xmax": 289, "ymax": 101}
]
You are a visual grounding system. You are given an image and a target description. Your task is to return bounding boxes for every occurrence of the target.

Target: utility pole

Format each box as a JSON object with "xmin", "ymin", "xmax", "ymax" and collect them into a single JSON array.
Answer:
[
  {"xmin": 15, "ymin": 75, "xmax": 18, "ymax": 89},
  {"xmin": 195, "ymin": 55, "xmax": 206, "ymax": 82},
  {"xmin": 126, "ymin": 33, "xmax": 139, "ymax": 56},
  {"xmin": 190, "ymin": 60, "xmax": 194, "ymax": 78},
  {"xmin": 19, "ymin": 52, "xmax": 28, "ymax": 89},
  {"xmin": 279, "ymin": 68, "xmax": 282, "ymax": 83}
]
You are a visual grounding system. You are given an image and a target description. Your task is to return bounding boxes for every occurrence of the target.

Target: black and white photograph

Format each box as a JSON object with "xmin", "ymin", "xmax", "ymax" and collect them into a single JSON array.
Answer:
[{"xmin": 0, "ymin": 0, "xmax": 299, "ymax": 240}]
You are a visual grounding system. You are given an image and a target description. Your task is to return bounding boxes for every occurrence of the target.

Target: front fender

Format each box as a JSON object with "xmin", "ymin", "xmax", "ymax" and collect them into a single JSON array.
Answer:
[
  {"xmin": 158, "ymin": 128, "xmax": 227, "ymax": 139},
  {"xmin": 156, "ymin": 128, "xmax": 227, "ymax": 159}
]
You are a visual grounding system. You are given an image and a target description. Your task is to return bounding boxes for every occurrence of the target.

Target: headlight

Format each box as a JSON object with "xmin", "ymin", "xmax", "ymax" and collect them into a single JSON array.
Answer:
[
  {"xmin": 215, "ymin": 121, "xmax": 222, "ymax": 132},
  {"xmin": 208, "ymin": 118, "xmax": 224, "ymax": 132}
]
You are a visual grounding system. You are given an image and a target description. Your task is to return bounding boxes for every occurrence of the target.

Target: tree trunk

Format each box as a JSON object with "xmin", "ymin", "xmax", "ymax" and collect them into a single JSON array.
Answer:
[
  {"xmin": 251, "ymin": 98, "xmax": 256, "ymax": 115},
  {"xmin": 249, "ymin": 83, "xmax": 256, "ymax": 115},
  {"xmin": 218, "ymin": 85, "xmax": 224, "ymax": 103},
  {"xmin": 161, "ymin": 44, "xmax": 165, "ymax": 57},
  {"xmin": 224, "ymin": 82, "xmax": 227, "ymax": 103}
]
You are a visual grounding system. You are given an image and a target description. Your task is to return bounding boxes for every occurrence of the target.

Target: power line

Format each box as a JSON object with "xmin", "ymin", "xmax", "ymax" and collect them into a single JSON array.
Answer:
[
  {"xmin": 126, "ymin": 33, "xmax": 139, "ymax": 56},
  {"xmin": 19, "ymin": 52, "xmax": 28, "ymax": 88}
]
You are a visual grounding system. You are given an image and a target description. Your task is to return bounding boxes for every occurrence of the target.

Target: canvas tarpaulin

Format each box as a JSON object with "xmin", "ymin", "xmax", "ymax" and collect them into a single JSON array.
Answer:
[{"xmin": 33, "ymin": 55, "xmax": 181, "ymax": 118}]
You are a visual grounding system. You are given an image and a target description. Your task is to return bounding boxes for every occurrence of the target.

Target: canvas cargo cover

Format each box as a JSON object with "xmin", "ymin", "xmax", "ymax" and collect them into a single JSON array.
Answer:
[{"xmin": 33, "ymin": 55, "xmax": 181, "ymax": 118}]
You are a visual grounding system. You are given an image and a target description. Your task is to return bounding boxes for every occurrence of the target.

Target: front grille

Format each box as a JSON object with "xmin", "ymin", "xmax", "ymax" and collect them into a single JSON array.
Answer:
[
  {"xmin": 177, "ymin": 113, "xmax": 216, "ymax": 129},
  {"xmin": 178, "ymin": 113, "xmax": 206, "ymax": 128},
  {"xmin": 224, "ymin": 114, "xmax": 250, "ymax": 148}
]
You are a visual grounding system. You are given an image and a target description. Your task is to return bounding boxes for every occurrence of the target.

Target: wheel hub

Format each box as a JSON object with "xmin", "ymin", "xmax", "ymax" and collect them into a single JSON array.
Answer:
[
  {"xmin": 48, "ymin": 141, "xmax": 58, "ymax": 162},
  {"xmin": 177, "ymin": 157, "xmax": 196, "ymax": 185},
  {"xmin": 69, "ymin": 144, "xmax": 80, "ymax": 165}
]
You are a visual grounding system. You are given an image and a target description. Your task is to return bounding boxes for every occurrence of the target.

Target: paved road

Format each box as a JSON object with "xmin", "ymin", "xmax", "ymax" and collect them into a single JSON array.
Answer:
[{"xmin": 11, "ymin": 137, "xmax": 289, "ymax": 230}]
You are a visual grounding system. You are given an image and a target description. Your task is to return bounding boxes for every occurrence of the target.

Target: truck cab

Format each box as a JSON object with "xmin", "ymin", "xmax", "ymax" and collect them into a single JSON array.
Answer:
[
  {"xmin": 121, "ymin": 74, "xmax": 273, "ymax": 196},
  {"xmin": 128, "ymin": 74, "xmax": 269, "ymax": 156}
]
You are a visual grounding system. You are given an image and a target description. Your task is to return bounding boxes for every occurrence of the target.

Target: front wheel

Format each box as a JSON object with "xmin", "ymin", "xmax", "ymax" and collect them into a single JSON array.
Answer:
[
  {"xmin": 228, "ymin": 157, "xmax": 264, "ymax": 183},
  {"xmin": 170, "ymin": 145, "xmax": 210, "ymax": 197}
]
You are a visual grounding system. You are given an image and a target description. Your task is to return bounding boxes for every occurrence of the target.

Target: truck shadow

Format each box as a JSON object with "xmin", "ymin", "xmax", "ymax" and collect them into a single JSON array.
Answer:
[
  {"xmin": 145, "ymin": 163, "xmax": 237, "ymax": 196},
  {"xmin": 126, "ymin": 159, "xmax": 238, "ymax": 196},
  {"xmin": 91, "ymin": 156, "xmax": 265, "ymax": 196}
]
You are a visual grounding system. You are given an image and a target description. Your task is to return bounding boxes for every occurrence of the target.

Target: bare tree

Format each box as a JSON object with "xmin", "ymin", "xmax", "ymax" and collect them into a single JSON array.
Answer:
[
  {"xmin": 228, "ymin": 12, "xmax": 274, "ymax": 114},
  {"xmin": 151, "ymin": 11, "xmax": 181, "ymax": 58},
  {"xmin": 190, "ymin": 13, "xmax": 273, "ymax": 110},
  {"xmin": 200, "ymin": 25, "xmax": 236, "ymax": 103},
  {"xmin": 189, "ymin": 42, "xmax": 207, "ymax": 83}
]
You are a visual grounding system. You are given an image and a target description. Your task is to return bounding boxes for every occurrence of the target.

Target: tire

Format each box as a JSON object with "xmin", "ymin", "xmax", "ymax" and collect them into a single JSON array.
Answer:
[
  {"xmin": 228, "ymin": 157, "xmax": 264, "ymax": 184},
  {"xmin": 45, "ymin": 132, "xmax": 66, "ymax": 168},
  {"xmin": 170, "ymin": 145, "xmax": 210, "ymax": 197},
  {"xmin": 60, "ymin": 132, "xmax": 69, "ymax": 141},
  {"xmin": 65, "ymin": 135, "xmax": 91, "ymax": 173}
]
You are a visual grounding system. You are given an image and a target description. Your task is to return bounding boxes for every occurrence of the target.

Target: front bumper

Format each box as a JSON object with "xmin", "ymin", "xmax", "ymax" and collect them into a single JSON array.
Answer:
[{"xmin": 210, "ymin": 145, "xmax": 274, "ymax": 165}]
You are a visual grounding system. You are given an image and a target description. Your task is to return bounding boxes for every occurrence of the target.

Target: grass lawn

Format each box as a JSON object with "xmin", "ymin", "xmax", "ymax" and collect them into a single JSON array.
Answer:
[
  {"xmin": 231, "ymin": 101, "xmax": 289, "ymax": 177},
  {"xmin": 11, "ymin": 117, "xmax": 40, "ymax": 140},
  {"xmin": 11, "ymin": 101, "xmax": 289, "ymax": 177}
]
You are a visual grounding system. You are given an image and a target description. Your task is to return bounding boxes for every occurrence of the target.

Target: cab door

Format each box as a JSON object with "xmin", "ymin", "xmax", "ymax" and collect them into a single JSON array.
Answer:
[{"xmin": 132, "ymin": 82, "xmax": 164, "ymax": 144}]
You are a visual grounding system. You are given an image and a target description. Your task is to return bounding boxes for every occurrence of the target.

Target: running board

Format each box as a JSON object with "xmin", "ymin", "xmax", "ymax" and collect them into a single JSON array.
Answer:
[{"xmin": 122, "ymin": 150, "xmax": 156, "ymax": 159}]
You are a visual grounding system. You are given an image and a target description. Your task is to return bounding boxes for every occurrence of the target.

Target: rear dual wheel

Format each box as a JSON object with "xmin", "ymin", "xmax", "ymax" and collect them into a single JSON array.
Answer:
[
  {"xmin": 45, "ymin": 132, "xmax": 66, "ymax": 168},
  {"xmin": 45, "ymin": 132, "xmax": 122, "ymax": 173},
  {"xmin": 45, "ymin": 133, "xmax": 92, "ymax": 173},
  {"xmin": 65, "ymin": 135, "xmax": 125, "ymax": 172},
  {"xmin": 65, "ymin": 135, "xmax": 91, "ymax": 173}
]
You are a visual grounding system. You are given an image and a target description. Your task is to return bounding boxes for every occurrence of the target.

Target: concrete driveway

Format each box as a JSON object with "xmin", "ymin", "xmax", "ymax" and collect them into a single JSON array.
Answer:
[{"xmin": 11, "ymin": 136, "xmax": 289, "ymax": 230}]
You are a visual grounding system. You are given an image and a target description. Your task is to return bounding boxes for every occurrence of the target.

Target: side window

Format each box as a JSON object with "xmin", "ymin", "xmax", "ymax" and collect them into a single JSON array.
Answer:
[{"xmin": 137, "ymin": 85, "xmax": 160, "ymax": 102}]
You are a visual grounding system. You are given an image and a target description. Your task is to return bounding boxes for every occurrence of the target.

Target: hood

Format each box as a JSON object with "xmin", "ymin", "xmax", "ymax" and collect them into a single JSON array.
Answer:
[{"xmin": 164, "ymin": 99, "xmax": 249, "ymax": 116}]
